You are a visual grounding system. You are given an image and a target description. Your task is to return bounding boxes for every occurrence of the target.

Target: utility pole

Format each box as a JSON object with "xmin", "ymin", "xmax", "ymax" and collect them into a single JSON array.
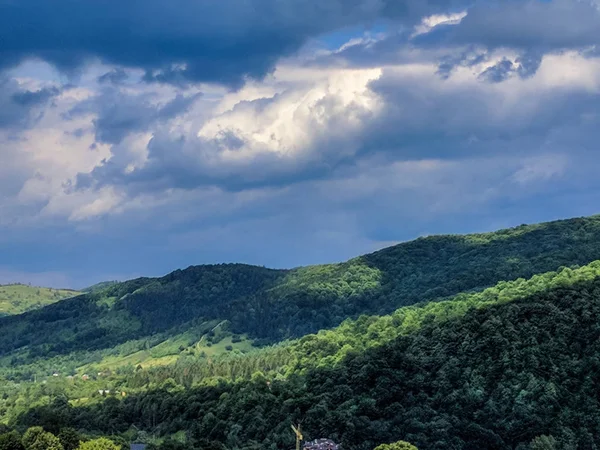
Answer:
[{"xmin": 291, "ymin": 424, "xmax": 303, "ymax": 450}]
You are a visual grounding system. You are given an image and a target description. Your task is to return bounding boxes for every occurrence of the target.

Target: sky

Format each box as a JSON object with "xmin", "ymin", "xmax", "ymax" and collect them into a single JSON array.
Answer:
[{"xmin": 1, "ymin": 0, "xmax": 600, "ymax": 288}]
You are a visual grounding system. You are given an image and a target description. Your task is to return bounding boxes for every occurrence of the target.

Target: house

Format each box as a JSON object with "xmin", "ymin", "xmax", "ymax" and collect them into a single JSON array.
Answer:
[
  {"xmin": 303, "ymin": 439, "xmax": 339, "ymax": 450},
  {"xmin": 130, "ymin": 444, "xmax": 146, "ymax": 450}
]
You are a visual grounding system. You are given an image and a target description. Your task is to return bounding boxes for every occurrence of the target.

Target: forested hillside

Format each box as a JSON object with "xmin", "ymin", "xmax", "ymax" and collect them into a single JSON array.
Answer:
[
  {"xmin": 3, "ymin": 215, "xmax": 600, "ymax": 378},
  {"xmin": 9, "ymin": 267, "xmax": 600, "ymax": 449},
  {"xmin": 0, "ymin": 284, "xmax": 78, "ymax": 316},
  {"xmin": 5, "ymin": 215, "xmax": 600, "ymax": 449}
]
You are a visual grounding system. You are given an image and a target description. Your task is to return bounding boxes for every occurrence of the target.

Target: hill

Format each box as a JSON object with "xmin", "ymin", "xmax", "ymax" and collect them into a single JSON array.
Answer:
[
  {"xmin": 82, "ymin": 281, "xmax": 120, "ymax": 294},
  {"xmin": 4, "ymin": 215, "xmax": 600, "ymax": 378},
  {"xmin": 9, "ymin": 261, "xmax": 600, "ymax": 449},
  {"xmin": 0, "ymin": 284, "xmax": 79, "ymax": 316}
]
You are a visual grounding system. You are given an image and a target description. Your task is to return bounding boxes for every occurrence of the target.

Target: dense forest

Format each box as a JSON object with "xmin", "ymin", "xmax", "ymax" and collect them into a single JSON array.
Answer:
[
  {"xmin": 4, "ymin": 215, "xmax": 600, "ymax": 449},
  {"xmin": 8, "ymin": 275, "xmax": 600, "ymax": 449}
]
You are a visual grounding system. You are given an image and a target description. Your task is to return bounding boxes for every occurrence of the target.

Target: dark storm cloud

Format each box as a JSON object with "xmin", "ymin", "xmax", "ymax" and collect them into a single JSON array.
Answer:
[
  {"xmin": 474, "ymin": 52, "xmax": 543, "ymax": 83},
  {"xmin": 324, "ymin": 1, "xmax": 598, "ymax": 78},
  {"xmin": 4, "ymin": 0, "xmax": 600, "ymax": 289},
  {"xmin": 11, "ymin": 86, "xmax": 60, "ymax": 107},
  {"xmin": 0, "ymin": 77, "xmax": 61, "ymax": 129},
  {"xmin": 414, "ymin": 0, "xmax": 600, "ymax": 51},
  {"xmin": 478, "ymin": 58, "xmax": 515, "ymax": 83},
  {"xmin": 436, "ymin": 48, "xmax": 489, "ymax": 78},
  {"xmin": 66, "ymin": 89, "xmax": 201, "ymax": 144},
  {"xmin": 365, "ymin": 74, "xmax": 600, "ymax": 157},
  {"xmin": 515, "ymin": 51, "xmax": 544, "ymax": 78},
  {"xmin": 97, "ymin": 69, "xmax": 129, "ymax": 85},
  {"xmin": 0, "ymin": 0, "xmax": 468, "ymax": 87}
]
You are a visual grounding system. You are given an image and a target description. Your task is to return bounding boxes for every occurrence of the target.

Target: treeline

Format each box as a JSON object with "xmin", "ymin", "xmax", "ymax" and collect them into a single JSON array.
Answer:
[
  {"xmin": 12, "ymin": 275, "xmax": 600, "ymax": 449},
  {"xmin": 0, "ymin": 427, "xmax": 122, "ymax": 450}
]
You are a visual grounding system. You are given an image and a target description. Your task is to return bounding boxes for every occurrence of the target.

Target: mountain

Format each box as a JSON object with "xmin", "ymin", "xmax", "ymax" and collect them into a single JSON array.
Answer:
[
  {"xmin": 4, "ymin": 215, "xmax": 600, "ymax": 377},
  {"xmin": 11, "ymin": 261, "xmax": 600, "ymax": 450},
  {"xmin": 0, "ymin": 284, "xmax": 79, "ymax": 317},
  {"xmin": 5, "ymin": 215, "xmax": 600, "ymax": 449}
]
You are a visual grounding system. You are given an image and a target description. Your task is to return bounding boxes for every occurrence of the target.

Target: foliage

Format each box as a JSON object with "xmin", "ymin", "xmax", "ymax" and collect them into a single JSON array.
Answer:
[
  {"xmin": 12, "ymin": 275, "xmax": 600, "ymax": 449},
  {"xmin": 58, "ymin": 428, "xmax": 81, "ymax": 450},
  {"xmin": 77, "ymin": 438, "xmax": 120, "ymax": 450},
  {"xmin": 7, "ymin": 216, "xmax": 600, "ymax": 448},
  {"xmin": 22, "ymin": 427, "xmax": 63, "ymax": 450},
  {"xmin": 0, "ymin": 432, "xmax": 24, "ymax": 450},
  {"xmin": 81, "ymin": 282, "xmax": 119, "ymax": 294},
  {"xmin": 529, "ymin": 435, "xmax": 557, "ymax": 450},
  {"xmin": 129, "ymin": 261, "xmax": 600, "ymax": 388}
]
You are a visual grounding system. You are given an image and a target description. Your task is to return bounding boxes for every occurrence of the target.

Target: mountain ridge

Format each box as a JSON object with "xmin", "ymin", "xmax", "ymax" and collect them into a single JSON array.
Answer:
[
  {"xmin": 4, "ymin": 214, "xmax": 600, "ymax": 449},
  {"xmin": 3, "ymin": 214, "xmax": 600, "ymax": 380},
  {"xmin": 11, "ymin": 265, "xmax": 600, "ymax": 450}
]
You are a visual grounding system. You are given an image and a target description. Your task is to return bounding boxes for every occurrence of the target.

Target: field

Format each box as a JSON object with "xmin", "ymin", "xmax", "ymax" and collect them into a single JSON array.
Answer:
[{"xmin": 0, "ymin": 284, "xmax": 79, "ymax": 316}]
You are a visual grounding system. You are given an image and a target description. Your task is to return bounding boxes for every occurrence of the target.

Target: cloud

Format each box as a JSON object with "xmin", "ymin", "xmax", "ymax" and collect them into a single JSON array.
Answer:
[
  {"xmin": 323, "ymin": 0, "xmax": 600, "ymax": 79},
  {"xmin": 62, "ymin": 47, "xmax": 600, "ymax": 202},
  {"xmin": 444, "ymin": 0, "xmax": 600, "ymax": 51},
  {"xmin": 0, "ymin": 77, "xmax": 61, "ymax": 129},
  {"xmin": 3, "ymin": 0, "xmax": 600, "ymax": 287},
  {"xmin": 478, "ymin": 58, "xmax": 516, "ymax": 83},
  {"xmin": 0, "ymin": 0, "xmax": 469, "ymax": 87},
  {"xmin": 73, "ymin": 67, "xmax": 384, "ymax": 192},
  {"xmin": 67, "ymin": 88, "xmax": 202, "ymax": 144},
  {"xmin": 511, "ymin": 154, "xmax": 568, "ymax": 185},
  {"xmin": 97, "ymin": 68, "xmax": 129, "ymax": 85},
  {"xmin": 27, "ymin": 151, "xmax": 589, "ymax": 281},
  {"xmin": 412, "ymin": 10, "xmax": 468, "ymax": 37}
]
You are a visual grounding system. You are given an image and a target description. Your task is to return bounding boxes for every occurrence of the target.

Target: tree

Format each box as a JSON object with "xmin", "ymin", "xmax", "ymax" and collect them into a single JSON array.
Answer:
[
  {"xmin": 21, "ymin": 428, "xmax": 44, "ymax": 450},
  {"xmin": 0, "ymin": 432, "xmax": 25, "ymax": 450},
  {"xmin": 22, "ymin": 428, "xmax": 63, "ymax": 450},
  {"xmin": 374, "ymin": 441, "xmax": 418, "ymax": 450},
  {"xmin": 58, "ymin": 429, "xmax": 81, "ymax": 450},
  {"xmin": 156, "ymin": 439, "xmax": 186, "ymax": 450},
  {"xmin": 77, "ymin": 438, "xmax": 121, "ymax": 450},
  {"xmin": 530, "ymin": 435, "xmax": 557, "ymax": 450}
]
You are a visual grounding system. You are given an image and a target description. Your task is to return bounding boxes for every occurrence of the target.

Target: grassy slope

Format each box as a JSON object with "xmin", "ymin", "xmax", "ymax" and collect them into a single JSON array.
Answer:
[
  {"xmin": 0, "ymin": 284, "xmax": 79, "ymax": 316},
  {"xmin": 78, "ymin": 322, "xmax": 255, "ymax": 372}
]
